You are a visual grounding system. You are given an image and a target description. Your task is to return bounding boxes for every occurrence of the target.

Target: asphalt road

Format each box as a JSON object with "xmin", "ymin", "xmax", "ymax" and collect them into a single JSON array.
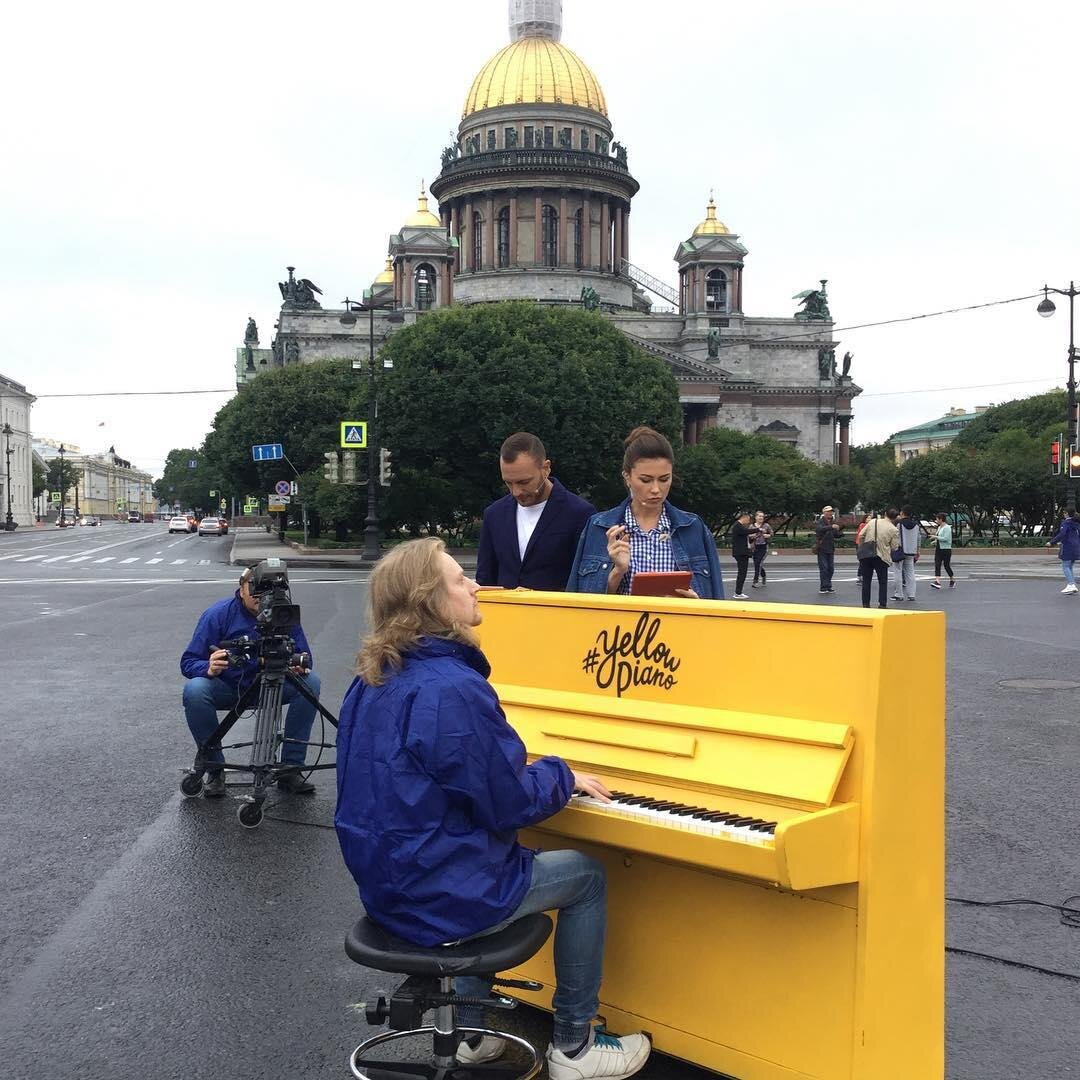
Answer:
[{"xmin": 0, "ymin": 523, "xmax": 1077, "ymax": 1080}]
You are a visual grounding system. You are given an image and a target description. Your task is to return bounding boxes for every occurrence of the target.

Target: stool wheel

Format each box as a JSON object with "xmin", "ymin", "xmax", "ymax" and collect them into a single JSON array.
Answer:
[{"xmin": 350, "ymin": 1026, "xmax": 541, "ymax": 1080}]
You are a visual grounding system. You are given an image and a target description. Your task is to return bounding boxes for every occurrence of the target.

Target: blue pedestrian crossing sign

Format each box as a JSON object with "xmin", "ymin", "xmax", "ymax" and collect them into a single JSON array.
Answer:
[
  {"xmin": 340, "ymin": 422, "xmax": 368, "ymax": 449},
  {"xmin": 251, "ymin": 443, "xmax": 284, "ymax": 461}
]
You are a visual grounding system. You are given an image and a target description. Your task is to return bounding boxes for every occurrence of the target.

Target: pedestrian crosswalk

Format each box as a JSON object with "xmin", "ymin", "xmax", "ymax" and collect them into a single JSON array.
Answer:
[{"xmin": 12, "ymin": 552, "xmax": 213, "ymax": 567}]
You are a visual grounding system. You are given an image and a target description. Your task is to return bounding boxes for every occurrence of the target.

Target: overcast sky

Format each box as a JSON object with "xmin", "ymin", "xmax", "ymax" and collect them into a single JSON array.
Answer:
[{"xmin": 3, "ymin": 0, "xmax": 1078, "ymax": 479}]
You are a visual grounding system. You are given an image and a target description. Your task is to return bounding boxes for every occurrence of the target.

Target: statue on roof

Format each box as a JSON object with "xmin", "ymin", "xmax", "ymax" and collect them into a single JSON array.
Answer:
[
  {"xmin": 580, "ymin": 285, "xmax": 600, "ymax": 311},
  {"xmin": 841, "ymin": 351, "xmax": 853, "ymax": 378},
  {"xmin": 818, "ymin": 345, "xmax": 836, "ymax": 379},
  {"xmin": 243, "ymin": 317, "xmax": 259, "ymax": 347},
  {"xmin": 793, "ymin": 279, "xmax": 831, "ymax": 321},
  {"xmin": 612, "ymin": 140, "xmax": 627, "ymax": 165},
  {"xmin": 278, "ymin": 266, "xmax": 323, "ymax": 310},
  {"xmin": 706, "ymin": 326, "xmax": 721, "ymax": 359}
]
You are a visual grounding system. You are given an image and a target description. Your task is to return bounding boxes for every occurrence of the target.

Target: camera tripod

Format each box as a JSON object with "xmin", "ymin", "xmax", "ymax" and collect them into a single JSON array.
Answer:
[{"xmin": 181, "ymin": 664, "xmax": 338, "ymax": 829}]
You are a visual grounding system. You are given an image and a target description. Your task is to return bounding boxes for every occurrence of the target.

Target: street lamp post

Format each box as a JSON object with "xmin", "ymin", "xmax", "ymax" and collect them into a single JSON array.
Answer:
[
  {"xmin": 1038, "ymin": 282, "xmax": 1079, "ymax": 512},
  {"xmin": 57, "ymin": 443, "xmax": 66, "ymax": 524},
  {"xmin": 341, "ymin": 294, "xmax": 400, "ymax": 562},
  {"xmin": 2, "ymin": 423, "xmax": 14, "ymax": 530}
]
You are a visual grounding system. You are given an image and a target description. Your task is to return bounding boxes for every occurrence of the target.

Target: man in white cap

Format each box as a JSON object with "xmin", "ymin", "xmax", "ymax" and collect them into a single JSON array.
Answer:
[{"xmin": 814, "ymin": 505, "xmax": 841, "ymax": 594}]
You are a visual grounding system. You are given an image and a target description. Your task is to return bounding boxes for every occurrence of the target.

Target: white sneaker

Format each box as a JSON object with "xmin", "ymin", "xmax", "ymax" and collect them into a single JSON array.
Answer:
[
  {"xmin": 733, "ymin": 592, "xmax": 751, "ymax": 600},
  {"xmin": 456, "ymin": 1035, "xmax": 506, "ymax": 1064},
  {"xmin": 1061, "ymin": 584, "xmax": 1078, "ymax": 594},
  {"xmin": 546, "ymin": 1031, "xmax": 651, "ymax": 1080}
]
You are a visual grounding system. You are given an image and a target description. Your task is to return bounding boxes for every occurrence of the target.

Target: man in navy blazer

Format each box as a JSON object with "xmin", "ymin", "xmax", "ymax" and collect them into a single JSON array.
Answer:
[{"xmin": 477, "ymin": 432, "xmax": 595, "ymax": 591}]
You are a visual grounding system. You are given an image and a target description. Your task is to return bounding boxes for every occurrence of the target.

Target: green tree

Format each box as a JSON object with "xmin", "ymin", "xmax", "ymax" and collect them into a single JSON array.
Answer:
[
  {"xmin": 202, "ymin": 358, "xmax": 369, "ymax": 533},
  {"xmin": 32, "ymin": 458, "xmax": 47, "ymax": 499},
  {"xmin": 47, "ymin": 458, "xmax": 80, "ymax": 504},
  {"xmin": 848, "ymin": 441, "xmax": 895, "ymax": 474},
  {"xmin": 953, "ymin": 389, "xmax": 1067, "ymax": 450},
  {"xmin": 376, "ymin": 302, "xmax": 683, "ymax": 535},
  {"xmin": 154, "ymin": 448, "xmax": 221, "ymax": 513}
]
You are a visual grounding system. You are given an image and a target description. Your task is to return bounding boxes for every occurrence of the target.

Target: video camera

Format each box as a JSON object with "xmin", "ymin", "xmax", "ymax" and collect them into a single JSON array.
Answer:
[{"xmin": 220, "ymin": 559, "xmax": 308, "ymax": 672}]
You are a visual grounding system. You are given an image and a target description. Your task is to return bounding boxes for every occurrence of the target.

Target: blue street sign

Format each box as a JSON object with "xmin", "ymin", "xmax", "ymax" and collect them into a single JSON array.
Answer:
[
  {"xmin": 188, "ymin": 459, "xmax": 198, "ymax": 469},
  {"xmin": 251, "ymin": 443, "xmax": 284, "ymax": 462}
]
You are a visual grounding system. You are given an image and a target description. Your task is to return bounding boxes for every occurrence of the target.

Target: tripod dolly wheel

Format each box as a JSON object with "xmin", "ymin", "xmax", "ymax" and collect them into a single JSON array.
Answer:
[
  {"xmin": 180, "ymin": 772, "xmax": 204, "ymax": 798},
  {"xmin": 237, "ymin": 801, "xmax": 264, "ymax": 829}
]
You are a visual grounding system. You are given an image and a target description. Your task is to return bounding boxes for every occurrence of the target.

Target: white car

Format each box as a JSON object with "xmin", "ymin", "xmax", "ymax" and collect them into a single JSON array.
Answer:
[
  {"xmin": 198, "ymin": 517, "xmax": 226, "ymax": 536},
  {"xmin": 168, "ymin": 516, "xmax": 190, "ymax": 534}
]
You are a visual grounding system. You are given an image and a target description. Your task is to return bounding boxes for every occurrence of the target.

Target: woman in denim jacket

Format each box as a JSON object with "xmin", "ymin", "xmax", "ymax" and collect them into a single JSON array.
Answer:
[{"xmin": 565, "ymin": 426, "xmax": 725, "ymax": 599}]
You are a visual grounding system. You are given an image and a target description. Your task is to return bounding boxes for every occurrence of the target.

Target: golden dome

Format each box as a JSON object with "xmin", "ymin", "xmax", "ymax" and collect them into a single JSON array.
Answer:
[
  {"xmin": 373, "ymin": 258, "xmax": 394, "ymax": 285},
  {"xmin": 404, "ymin": 185, "xmax": 442, "ymax": 228},
  {"xmin": 692, "ymin": 196, "xmax": 730, "ymax": 236},
  {"xmin": 463, "ymin": 36, "xmax": 607, "ymax": 118}
]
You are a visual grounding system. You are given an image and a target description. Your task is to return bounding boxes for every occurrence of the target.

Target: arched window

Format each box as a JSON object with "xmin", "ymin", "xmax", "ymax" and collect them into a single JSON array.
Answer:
[
  {"xmin": 414, "ymin": 264, "xmax": 435, "ymax": 311},
  {"xmin": 541, "ymin": 204, "xmax": 558, "ymax": 267},
  {"xmin": 472, "ymin": 212, "xmax": 483, "ymax": 271},
  {"xmin": 573, "ymin": 208, "xmax": 583, "ymax": 268},
  {"xmin": 497, "ymin": 206, "xmax": 510, "ymax": 267},
  {"xmin": 706, "ymin": 269, "xmax": 728, "ymax": 312}
]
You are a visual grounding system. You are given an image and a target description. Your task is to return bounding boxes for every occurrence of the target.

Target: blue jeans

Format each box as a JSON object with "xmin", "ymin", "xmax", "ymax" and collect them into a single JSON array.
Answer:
[
  {"xmin": 455, "ymin": 849, "xmax": 606, "ymax": 1044},
  {"xmin": 182, "ymin": 671, "xmax": 321, "ymax": 770},
  {"xmin": 817, "ymin": 550, "xmax": 834, "ymax": 589},
  {"xmin": 1063, "ymin": 560, "xmax": 1076, "ymax": 586}
]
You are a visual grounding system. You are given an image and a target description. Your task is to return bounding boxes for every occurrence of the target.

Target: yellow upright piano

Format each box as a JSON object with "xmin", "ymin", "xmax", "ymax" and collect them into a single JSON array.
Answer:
[{"xmin": 476, "ymin": 591, "xmax": 944, "ymax": 1080}]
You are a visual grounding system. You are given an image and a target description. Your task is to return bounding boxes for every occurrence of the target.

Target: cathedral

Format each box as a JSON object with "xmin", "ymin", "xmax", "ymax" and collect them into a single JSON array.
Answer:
[{"xmin": 236, "ymin": 0, "xmax": 859, "ymax": 464}]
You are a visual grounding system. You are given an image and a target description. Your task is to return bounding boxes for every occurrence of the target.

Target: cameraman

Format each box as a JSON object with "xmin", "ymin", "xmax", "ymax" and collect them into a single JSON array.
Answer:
[{"xmin": 180, "ymin": 565, "xmax": 320, "ymax": 797}]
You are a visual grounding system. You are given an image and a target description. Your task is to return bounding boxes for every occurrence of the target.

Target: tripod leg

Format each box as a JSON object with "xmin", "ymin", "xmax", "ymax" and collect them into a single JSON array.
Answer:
[
  {"xmin": 248, "ymin": 673, "xmax": 285, "ymax": 805},
  {"xmin": 193, "ymin": 680, "xmax": 260, "ymax": 774}
]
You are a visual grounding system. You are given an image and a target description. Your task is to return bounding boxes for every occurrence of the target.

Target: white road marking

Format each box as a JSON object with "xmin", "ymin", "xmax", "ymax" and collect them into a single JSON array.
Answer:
[
  {"xmin": 68, "ymin": 556, "xmax": 93, "ymax": 563},
  {"xmin": 17, "ymin": 554, "xmax": 47, "ymax": 562},
  {"xmin": 147, "ymin": 558, "xmax": 162, "ymax": 564},
  {"xmin": 171, "ymin": 559, "xmax": 187, "ymax": 565},
  {"xmin": 94, "ymin": 557, "xmax": 116, "ymax": 563}
]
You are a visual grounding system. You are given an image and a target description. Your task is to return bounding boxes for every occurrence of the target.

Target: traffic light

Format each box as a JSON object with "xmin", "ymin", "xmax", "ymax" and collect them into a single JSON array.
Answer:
[
  {"xmin": 1051, "ymin": 434, "xmax": 1063, "ymax": 475},
  {"xmin": 323, "ymin": 451, "xmax": 339, "ymax": 483},
  {"xmin": 341, "ymin": 451, "xmax": 358, "ymax": 484},
  {"xmin": 379, "ymin": 448, "xmax": 393, "ymax": 486},
  {"xmin": 1070, "ymin": 445, "xmax": 1080, "ymax": 479}
]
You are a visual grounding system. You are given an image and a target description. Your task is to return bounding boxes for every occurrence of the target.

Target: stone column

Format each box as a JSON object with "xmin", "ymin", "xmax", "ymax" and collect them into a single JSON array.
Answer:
[
  {"xmin": 600, "ymin": 198, "xmax": 610, "ymax": 272},
  {"xmin": 485, "ymin": 192, "xmax": 495, "ymax": 270},
  {"xmin": 463, "ymin": 199, "xmax": 474, "ymax": 271},
  {"xmin": 838, "ymin": 416, "xmax": 851, "ymax": 466},
  {"xmin": 683, "ymin": 408, "xmax": 696, "ymax": 445},
  {"xmin": 583, "ymin": 194, "xmax": 592, "ymax": 269},
  {"xmin": 404, "ymin": 260, "xmax": 413, "ymax": 307},
  {"xmin": 694, "ymin": 410, "xmax": 706, "ymax": 443},
  {"xmin": 559, "ymin": 189, "xmax": 568, "ymax": 268},
  {"xmin": 697, "ymin": 267, "xmax": 706, "ymax": 312},
  {"xmin": 623, "ymin": 207, "xmax": 630, "ymax": 264},
  {"xmin": 450, "ymin": 203, "xmax": 460, "ymax": 273},
  {"xmin": 534, "ymin": 190, "xmax": 543, "ymax": 265},
  {"xmin": 613, "ymin": 205, "xmax": 623, "ymax": 274},
  {"xmin": 393, "ymin": 260, "xmax": 402, "ymax": 306},
  {"xmin": 735, "ymin": 266, "xmax": 744, "ymax": 312},
  {"xmin": 509, "ymin": 190, "xmax": 518, "ymax": 267}
]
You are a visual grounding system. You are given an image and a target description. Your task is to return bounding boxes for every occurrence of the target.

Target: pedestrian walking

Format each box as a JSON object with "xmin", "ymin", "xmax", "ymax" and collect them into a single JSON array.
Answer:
[
  {"xmin": 731, "ymin": 510, "xmax": 753, "ymax": 599},
  {"xmin": 929, "ymin": 513, "xmax": 955, "ymax": 590},
  {"xmin": 858, "ymin": 511, "xmax": 899, "ymax": 608},
  {"xmin": 1046, "ymin": 510, "xmax": 1080, "ymax": 594},
  {"xmin": 814, "ymin": 505, "xmax": 841, "ymax": 594},
  {"xmin": 750, "ymin": 510, "xmax": 773, "ymax": 588},
  {"xmin": 854, "ymin": 512, "xmax": 872, "ymax": 591},
  {"xmin": 891, "ymin": 506, "xmax": 920, "ymax": 601}
]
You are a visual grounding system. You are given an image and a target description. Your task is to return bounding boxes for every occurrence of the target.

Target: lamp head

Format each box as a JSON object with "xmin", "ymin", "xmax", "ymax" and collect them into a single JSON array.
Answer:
[
  {"xmin": 339, "ymin": 298, "xmax": 360, "ymax": 326},
  {"xmin": 1037, "ymin": 287, "xmax": 1056, "ymax": 318}
]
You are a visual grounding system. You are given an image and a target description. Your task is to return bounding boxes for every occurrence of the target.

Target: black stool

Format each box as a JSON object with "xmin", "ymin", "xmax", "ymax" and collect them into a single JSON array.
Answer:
[{"xmin": 345, "ymin": 912, "xmax": 553, "ymax": 1080}]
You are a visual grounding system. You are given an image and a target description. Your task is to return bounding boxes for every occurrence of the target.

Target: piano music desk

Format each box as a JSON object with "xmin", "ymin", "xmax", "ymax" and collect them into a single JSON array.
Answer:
[{"xmin": 477, "ymin": 591, "xmax": 944, "ymax": 1080}]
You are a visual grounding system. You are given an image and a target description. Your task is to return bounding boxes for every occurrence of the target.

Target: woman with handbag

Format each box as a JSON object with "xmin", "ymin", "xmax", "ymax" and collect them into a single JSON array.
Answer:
[{"xmin": 858, "ymin": 511, "xmax": 900, "ymax": 608}]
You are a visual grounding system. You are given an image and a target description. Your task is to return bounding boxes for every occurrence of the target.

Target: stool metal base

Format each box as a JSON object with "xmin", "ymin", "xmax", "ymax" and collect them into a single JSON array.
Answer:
[{"xmin": 350, "ymin": 1025, "xmax": 541, "ymax": 1080}]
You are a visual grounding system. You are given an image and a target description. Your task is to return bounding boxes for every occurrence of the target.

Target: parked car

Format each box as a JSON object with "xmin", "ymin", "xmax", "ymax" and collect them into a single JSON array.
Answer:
[
  {"xmin": 198, "ymin": 517, "xmax": 227, "ymax": 537},
  {"xmin": 79, "ymin": 515, "xmax": 100, "ymax": 527},
  {"xmin": 168, "ymin": 516, "xmax": 190, "ymax": 534}
]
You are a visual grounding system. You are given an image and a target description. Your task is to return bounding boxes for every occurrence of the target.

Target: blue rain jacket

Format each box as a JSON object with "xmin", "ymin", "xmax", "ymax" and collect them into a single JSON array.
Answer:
[
  {"xmin": 1051, "ymin": 516, "xmax": 1080, "ymax": 562},
  {"xmin": 179, "ymin": 590, "xmax": 314, "ymax": 694},
  {"xmin": 565, "ymin": 498, "xmax": 725, "ymax": 599},
  {"xmin": 335, "ymin": 637, "xmax": 574, "ymax": 946}
]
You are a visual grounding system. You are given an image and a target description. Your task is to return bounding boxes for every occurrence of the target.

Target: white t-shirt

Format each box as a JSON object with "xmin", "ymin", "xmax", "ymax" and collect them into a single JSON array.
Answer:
[{"xmin": 516, "ymin": 500, "xmax": 548, "ymax": 560}]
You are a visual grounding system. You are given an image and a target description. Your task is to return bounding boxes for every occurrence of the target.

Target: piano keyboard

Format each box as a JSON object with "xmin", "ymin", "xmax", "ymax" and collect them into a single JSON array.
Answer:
[{"xmin": 572, "ymin": 790, "xmax": 777, "ymax": 845}]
